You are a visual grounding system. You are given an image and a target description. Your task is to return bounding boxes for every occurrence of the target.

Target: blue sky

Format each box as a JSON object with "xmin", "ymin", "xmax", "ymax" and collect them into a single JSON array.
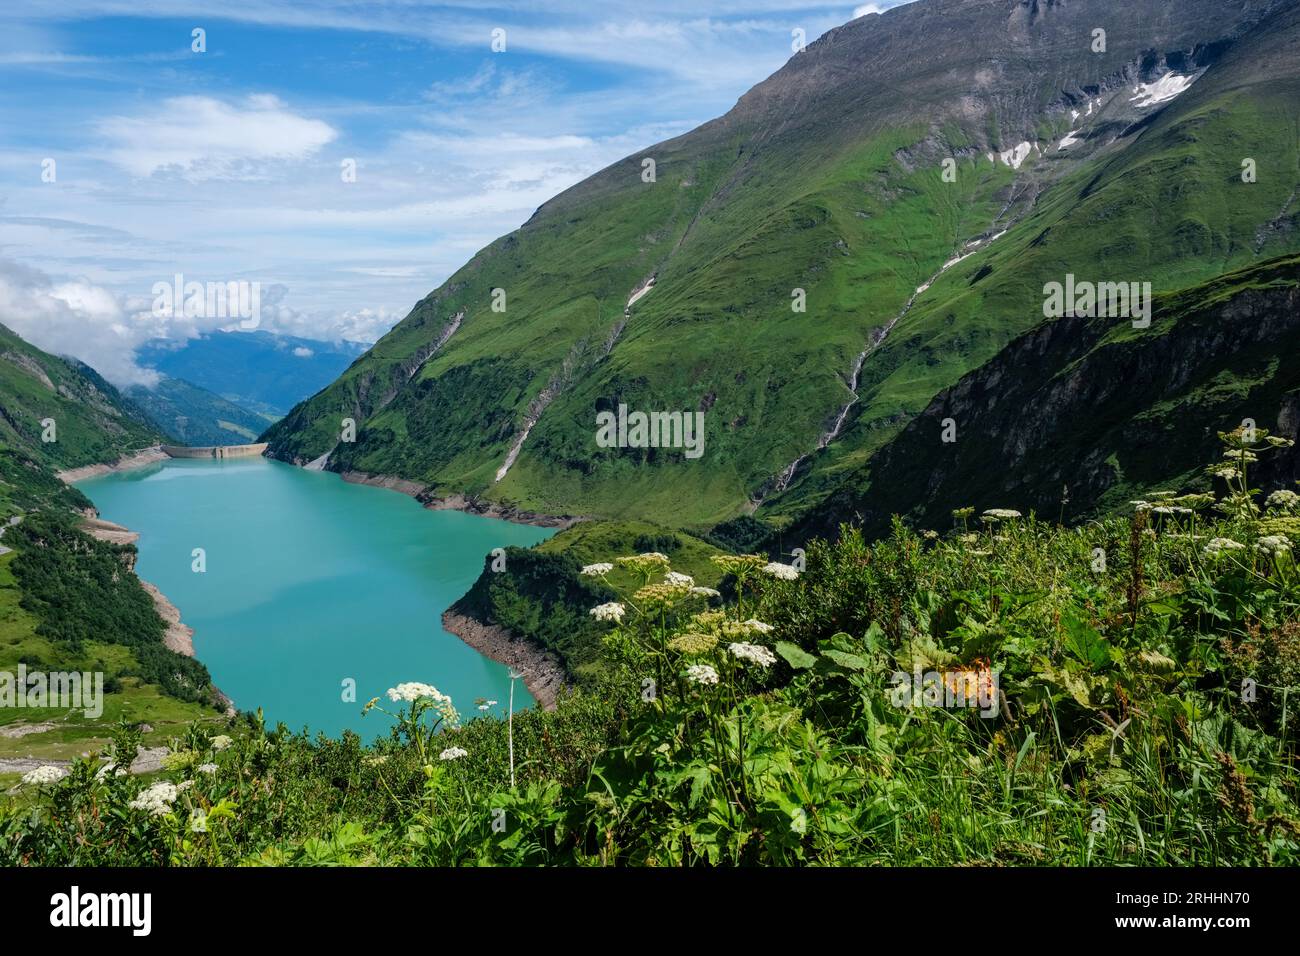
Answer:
[{"xmin": 0, "ymin": 0, "xmax": 907, "ymax": 383}]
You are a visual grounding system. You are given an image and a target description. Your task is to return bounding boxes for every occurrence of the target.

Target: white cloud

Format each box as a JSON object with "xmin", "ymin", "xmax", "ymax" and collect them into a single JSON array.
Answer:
[
  {"xmin": 98, "ymin": 94, "xmax": 337, "ymax": 180},
  {"xmin": 0, "ymin": 258, "xmax": 385, "ymax": 386},
  {"xmin": 0, "ymin": 259, "xmax": 163, "ymax": 386}
]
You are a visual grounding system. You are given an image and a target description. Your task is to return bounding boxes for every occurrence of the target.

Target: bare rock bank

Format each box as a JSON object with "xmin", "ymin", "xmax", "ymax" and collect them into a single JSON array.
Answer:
[
  {"xmin": 441, "ymin": 610, "xmax": 570, "ymax": 711},
  {"xmin": 337, "ymin": 469, "xmax": 581, "ymax": 529},
  {"xmin": 55, "ymin": 445, "xmax": 168, "ymax": 483}
]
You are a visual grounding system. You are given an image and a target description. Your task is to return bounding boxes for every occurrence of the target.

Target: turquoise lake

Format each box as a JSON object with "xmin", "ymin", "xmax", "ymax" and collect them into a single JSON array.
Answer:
[{"xmin": 76, "ymin": 457, "xmax": 553, "ymax": 738}]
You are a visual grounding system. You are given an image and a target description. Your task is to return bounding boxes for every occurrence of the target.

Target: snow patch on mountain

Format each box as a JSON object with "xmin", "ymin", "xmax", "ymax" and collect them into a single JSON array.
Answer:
[
  {"xmin": 1130, "ymin": 72, "xmax": 1195, "ymax": 108},
  {"xmin": 999, "ymin": 141, "xmax": 1033, "ymax": 169}
]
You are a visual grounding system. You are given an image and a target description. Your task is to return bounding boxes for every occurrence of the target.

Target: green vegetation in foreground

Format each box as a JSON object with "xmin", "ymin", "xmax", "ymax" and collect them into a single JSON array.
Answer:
[{"xmin": 5, "ymin": 431, "xmax": 1298, "ymax": 865}]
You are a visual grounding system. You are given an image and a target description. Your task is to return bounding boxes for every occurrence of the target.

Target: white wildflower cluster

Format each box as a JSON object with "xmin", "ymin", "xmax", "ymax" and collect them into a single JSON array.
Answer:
[
  {"xmin": 1203, "ymin": 537, "xmax": 1247, "ymax": 557},
  {"xmin": 981, "ymin": 509, "xmax": 1022, "ymax": 521},
  {"xmin": 762, "ymin": 562, "xmax": 799, "ymax": 580},
  {"xmin": 21, "ymin": 765, "xmax": 66, "ymax": 787},
  {"xmin": 387, "ymin": 682, "xmax": 444, "ymax": 703},
  {"xmin": 196, "ymin": 763, "xmax": 219, "ymax": 774},
  {"xmin": 664, "ymin": 571, "xmax": 695, "ymax": 587},
  {"xmin": 728, "ymin": 642, "xmax": 777, "ymax": 668},
  {"xmin": 589, "ymin": 602, "xmax": 626, "ymax": 623},
  {"xmin": 580, "ymin": 562, "xmax": 613, "ymax": 576},
  {"xmin": 685, "ymin": 664, "xmax": 719, "ymax": 686},
  {"xmin": 1256, "ymin": 534, "xmax": 1292, "ymax": 558},
  {"xmin": 128, "ymin": 781, "xmax": 179, "ymax": 816},
  {"xmin": 190, "ymin": 809, "xmax": 208, "ymax": 834},
  {"xmin": 211, "ymin": 735, "xmax": 232, "ymax": 751},
  {"xmin": 689, "ymin": 586, "xmax": 721, "ymax": 598},
  {"xmin": 439, "ymin": 746, "xmax": 468, "ymax": 761},
  {"xmin": 743, "ymin": 619, "xmax": 774, "ymax": 635},
  {"xmin": 1266, "ymin": 489, "xmax": 1300, "ymax": 513},
  {"xmin": 387, "ymin": 682, "xmax": 458, "ymax": 725}
]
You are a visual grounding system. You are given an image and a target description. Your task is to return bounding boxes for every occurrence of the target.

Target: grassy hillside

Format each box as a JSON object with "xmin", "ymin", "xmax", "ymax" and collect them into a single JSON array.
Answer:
[
  {"xmin": 770, "ymin": 8, "xmax": 1300, "ymax": 520},
  {"xmin": 0, "ymin": 323, "xmax": 163, "ymax": 470},
  {"xmin": 0, "ymin": 329, "xmax": 226, "ymax": 787},
  {"xmin": 787, "ymin": 254, "xmax": 1300, "ymax": 545},
  {"xmin": 264, "ymin": 0, "xmax": 1300, "ymax": 534},
  {"xmin": 126, "ymin": 376, "xmax": 274, "ymax": 447}
]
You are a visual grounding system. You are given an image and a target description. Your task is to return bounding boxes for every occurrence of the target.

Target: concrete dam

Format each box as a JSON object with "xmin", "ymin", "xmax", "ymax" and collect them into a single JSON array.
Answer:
[{"xmin": 161, "ymin": 443, "xmax": 268, "ymax": 460}]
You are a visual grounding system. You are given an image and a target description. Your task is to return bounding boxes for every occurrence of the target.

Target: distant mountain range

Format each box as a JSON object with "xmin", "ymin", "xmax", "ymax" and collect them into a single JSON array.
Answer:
[
  {"xmin": 262, "ymin": 0, "xmax": 1300, "ymax": 536},
  {"xmin": 124, "ymin": 376, "xmax": 275, "ymax": 447},
  {"xmin": 137, "ymin": 331, "xmax": 368, "ymax": 418}
]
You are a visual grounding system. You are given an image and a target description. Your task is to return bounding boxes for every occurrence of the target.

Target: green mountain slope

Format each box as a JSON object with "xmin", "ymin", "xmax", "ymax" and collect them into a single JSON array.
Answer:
[
  {"xmin": 126, "ymin": 376, "xmax": 274, "ymax": 447},
  {"xmin": 0, "ymin": 323, "xmax": 163, "ymax": 471},
  {"xmin": 786, "ymin": 253, "xmax": 1300, "ymax": 544},
  {"xmin": 0, "ymin": 327, "xmax": 224, "ymax": 781},
  {"xmin": 265, "ymin": 0, "xmax": 1300, "ymax": 532}
]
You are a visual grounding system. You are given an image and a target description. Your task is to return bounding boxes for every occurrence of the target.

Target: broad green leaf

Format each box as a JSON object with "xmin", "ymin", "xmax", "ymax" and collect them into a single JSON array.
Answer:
[{"xmin": 776, "ymin": 641, "xmax": 818, "ymax": 669}]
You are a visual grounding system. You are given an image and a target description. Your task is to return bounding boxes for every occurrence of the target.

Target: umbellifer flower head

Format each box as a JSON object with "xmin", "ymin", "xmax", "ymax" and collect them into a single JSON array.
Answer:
[
  {"xmin": 589, "ymin": 601, "xmax": 626, "ymax": 623},
  {"xmin": 128, "ymin": 781, "xmax": 179, "ymax": 816},
  {"xmin": 685, "ymin": 664, "xmax": 719, "ymax": 686},
  {"xmin": 728, "ymin": 642, "xmax": 777, "ymax": 668},
  {"xmin": 668, "ymin": 631, "xmax": 719, "ymax": 655},
  {"xmin": 762, "ymin": 561, "xmax": 799, "ymax": 580},
  {"xmin": 1265, "ymin": 490, "xmax": 1300, "ymax": 513},
  {"xmin": 439, "ymin": 746, "xmax": 468, "ymax": 761},
  {"xmin": 1204, "ymin": 537, "xmax": 1247, "ymax": 557},
  {"xmin": 1256, "ymin": 534, "xmax": 1292, "ymax": 557},
  {"xmin": 580, "ymin": 562, "xmax": 614, "ymax": 576},
  {"xmin": 21, "ymin": 765, "xmax": 66, "ymax": 787},
  {"xmin": 709, "ymin": 554, "xmax": 766, "ymax": 576},
  {"xmin": 387, "ymin": 682, "xmax": 449, "ymax": 704}
]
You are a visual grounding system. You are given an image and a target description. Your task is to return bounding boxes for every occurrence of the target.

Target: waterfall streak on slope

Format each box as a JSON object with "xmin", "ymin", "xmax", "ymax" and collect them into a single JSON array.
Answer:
[
  {"xmin": 770, "ymin": 230, "xmax": 1010, "ymax": 496},
  {"xmin": 494, "ymin": 278, "xmax": 655, "ymax": 483}
]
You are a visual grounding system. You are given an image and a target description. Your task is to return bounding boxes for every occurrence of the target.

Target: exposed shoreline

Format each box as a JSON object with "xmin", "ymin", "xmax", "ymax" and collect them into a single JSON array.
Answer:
[
  {"xmin": 441, "ymin": 609, "xmax": 570, "ymax": 711},
  {"xmin": 75, "ymin": 511, "xmax": 235, "ymax": 715},
  {"xmin": 336, "ymin": 468, "xmax": 581, "ymax": 529},
  {"xmin": 56, "ymin": 445, "xmax": 168, "ymax": 483}
]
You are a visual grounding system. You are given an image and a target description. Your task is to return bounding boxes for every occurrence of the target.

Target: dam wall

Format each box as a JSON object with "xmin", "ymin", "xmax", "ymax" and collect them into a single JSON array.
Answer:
[{"xmin": 162, "ymin": 443, "xmax": 268, "ymax": 460}]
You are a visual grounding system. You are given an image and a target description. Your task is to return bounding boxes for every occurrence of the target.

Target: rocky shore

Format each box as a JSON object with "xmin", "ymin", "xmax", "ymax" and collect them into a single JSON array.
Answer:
[
  {"xmin": 55, "ymin": 445, "xmax": 168, "ymax": 483},
  {"xmin": 138, "ymin": 580, "xmax": 196, "ymax": 657},
  {"xmin": 336, "ymin": 469, "xmax": 581, "ymax": 529},
  {"xmin": 76, "ymin": 515, "xmax": 235, "ymax": 715},
  {"xmin": 441, "ymin": 609, "xmax": 569, "ymax": 710}
]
